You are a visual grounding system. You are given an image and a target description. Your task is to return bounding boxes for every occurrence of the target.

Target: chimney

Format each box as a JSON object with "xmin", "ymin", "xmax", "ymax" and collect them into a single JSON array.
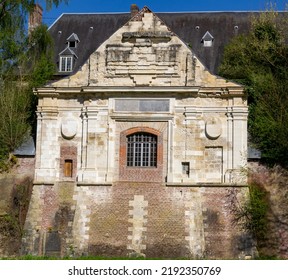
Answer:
[
  {"xmin": 28, "ymin": 4, "xmax": 43, "ymax": 33},
  {"xmin": 130, "ymin": 4, "xmax": 139, "ymax": 18}
]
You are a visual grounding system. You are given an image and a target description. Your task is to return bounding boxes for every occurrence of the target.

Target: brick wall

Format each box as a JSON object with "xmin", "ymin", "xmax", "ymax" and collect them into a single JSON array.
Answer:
[
  {"xmin": 85, "ymin": 183, "xmax": 253, "ymax": 259},
  {"xmin": 119, "ymin": 127, "xmax": 164, "ymax": 182},
  {"xmin": 22, "ymin": 180, "xmax": 255, "ymax": 259},
  {"xmin": 14, "ymin": 157, "xmax": 35, "ymax": 176},
  {"xmin": 60, "ymin": 145, "xmax": 77, "ymax": 181},
  {"xmin": 87, "ymin": 183, "xmax": 192, "ymax": 258}
]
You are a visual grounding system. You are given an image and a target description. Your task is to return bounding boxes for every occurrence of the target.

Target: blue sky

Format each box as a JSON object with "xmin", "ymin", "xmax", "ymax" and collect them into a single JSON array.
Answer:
[{"xmin": 40, "ymin": 0, "xmax": 287, "ymax": 26}]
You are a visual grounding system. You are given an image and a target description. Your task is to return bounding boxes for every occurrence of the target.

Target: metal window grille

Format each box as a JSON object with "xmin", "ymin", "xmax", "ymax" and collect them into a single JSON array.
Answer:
[{"xmin": 127, "ymin": 133, "xmax": 157, "ymax": 167}]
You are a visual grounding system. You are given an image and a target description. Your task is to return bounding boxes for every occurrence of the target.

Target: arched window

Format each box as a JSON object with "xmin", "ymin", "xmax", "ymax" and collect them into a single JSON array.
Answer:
[{"xmin": 127, "ymin": 132, "xmax": 157, "ymax": 167}]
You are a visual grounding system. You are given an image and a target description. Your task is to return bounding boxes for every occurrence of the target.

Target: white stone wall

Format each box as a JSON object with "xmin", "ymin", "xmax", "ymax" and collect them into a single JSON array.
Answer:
[
  {"xmin": 34, "ymin": 92, "xmax": 247, "ymax": 185},
  {"xmin": 34, "ymin": 7, "xmax": 248, "ymax": 186},
  {"xmin": 170, "ymin": 96, "xmax": 248, "ymax": 184}
]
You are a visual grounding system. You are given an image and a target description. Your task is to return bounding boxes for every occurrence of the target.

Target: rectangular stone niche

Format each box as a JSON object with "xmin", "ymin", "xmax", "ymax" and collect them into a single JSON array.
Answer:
[{"xmin": 115, "ymin": 99, "xmax": 170, "ymax": 112}]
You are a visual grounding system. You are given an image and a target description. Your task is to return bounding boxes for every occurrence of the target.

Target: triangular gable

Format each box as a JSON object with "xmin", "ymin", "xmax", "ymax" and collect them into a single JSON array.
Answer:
[
  {"xmin": 202, "ymin": 31, "xmax": 214, "ymax": 41},
  {"xmin": 59, "ymin": 46, "xmax": 78, "ymax": 58},
  {"xmin": 51, "ymin": 6, "xmax": 241, "ymax": 89},
  {"xmin": 66, "ymin": 33, "xmax": 80, "ymax": 42}
]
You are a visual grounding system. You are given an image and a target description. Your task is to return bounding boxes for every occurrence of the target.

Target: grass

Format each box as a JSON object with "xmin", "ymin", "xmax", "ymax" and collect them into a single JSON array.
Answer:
[{"xmin": 0, "ymin": 255, "xmax": 155, "ymax": 260}]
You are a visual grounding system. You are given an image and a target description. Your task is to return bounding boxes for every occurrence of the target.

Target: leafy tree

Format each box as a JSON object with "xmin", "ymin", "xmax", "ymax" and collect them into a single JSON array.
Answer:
[
  {"xmin": 0, "ymin": 1, "xmax": 67, "ymax": 74},
  {"xmin": 219, "ymin": 10, "xmax": 288, "ymax": 166},
  {"xmin": 0, "ymin": 1, "xmax": 68, "ymax": 171}
]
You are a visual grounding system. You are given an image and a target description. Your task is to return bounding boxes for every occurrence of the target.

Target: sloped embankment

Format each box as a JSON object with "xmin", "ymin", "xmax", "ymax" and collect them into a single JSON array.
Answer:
[
  {"xmin": 249, "ymin": 165, "xmax": 288, "ymax": 259},
  {"xmin": 0, "ymin": 171, "xmax": 33, "ymax": 257}
]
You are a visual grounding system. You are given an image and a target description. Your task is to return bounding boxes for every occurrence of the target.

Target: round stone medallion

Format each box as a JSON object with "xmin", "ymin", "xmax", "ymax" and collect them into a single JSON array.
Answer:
[
  {"xmin": 205, "ymin": 117, "xmax": 222, "ymax": 139},
  {"xmin": 61, "ymin": 118, "xmax": 78, "ymax": 139}
]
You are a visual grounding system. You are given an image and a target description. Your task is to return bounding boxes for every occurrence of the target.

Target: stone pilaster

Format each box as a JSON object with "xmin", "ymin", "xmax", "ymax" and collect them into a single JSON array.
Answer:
[{"xmin": 127, "ymin": 195, "xmax": 148, "ymax": 256}]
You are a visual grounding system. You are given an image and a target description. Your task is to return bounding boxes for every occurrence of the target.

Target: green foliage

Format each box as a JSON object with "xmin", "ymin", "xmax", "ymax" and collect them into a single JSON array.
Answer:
[
  {"xmin": 254, "ymin": 254, "xmax": 279, "ymax": 260},
  {"xmin": 27, "ymin": 25, "xmax": 55, "ymax": 88},
  {"xmin": 244, "ymin": 184, "xmax": 269, "ymax": 241},
  {"xmin": 45, "ymin": 0, "xmax": 69, "ymax": 10},
  {"xmin": 0, "ymin": 84, "xmax": 31, "ymax": 151},
  {"xmin": 0, "ymin": 26, "xmax": 54, "ymax": 172},
  {"xmin": 0, "ymin": 1, "xmax": 66, "ymax": 171},
  {"xmin": 0, "ymin": 179, "xmax": 33, "ymax": 255},
  {"xmin": 219, "ymin": 10, "xmax": 288, "ymax": 166},
  {"xmin": 0, "ymin": 214, "xmax": 21, "ymax": 238},
  {"xmin": 0, "ymin": 181, "xmax": 32, "ymax": 238},
  {"xmin": 3, "ymin": 255, "xmax": 168, "ymax": 260},
  {"xmin": 0, "ymin": 75, "xmax": 33, "ymax": 172},
  {"xmin": 0, "ymin": 2, "xmax": 30, "ymax": 71},
  {"xmin": 232, "ymin": 182, "xmax": 268, "ymax": 254},
  {"xmin": 0, "ymin": 146, "xmax": 11, "ymax": 172}
]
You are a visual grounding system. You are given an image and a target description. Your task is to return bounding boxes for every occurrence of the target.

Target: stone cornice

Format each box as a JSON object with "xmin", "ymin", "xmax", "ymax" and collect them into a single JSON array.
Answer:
[
  {"xmin": 166, "ymin": 182, "xmax": 248, "ymax": 187},
  {"xmin": 76, "ymin": 182, "xmax": 113, "ymax": 187},
  {"xmin": 111, "ymin": 114, "xmax": 174, "ymax": 122},
  {"xmin": 34, "ymin": 86, "xmax": 244, "ymax": 97}
]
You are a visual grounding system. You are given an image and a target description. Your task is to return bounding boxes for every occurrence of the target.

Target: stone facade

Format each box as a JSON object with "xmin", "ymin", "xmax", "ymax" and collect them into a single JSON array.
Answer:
[{"xmin": 22, "ymin": 7, "xmax": 252, "ymax": 258}]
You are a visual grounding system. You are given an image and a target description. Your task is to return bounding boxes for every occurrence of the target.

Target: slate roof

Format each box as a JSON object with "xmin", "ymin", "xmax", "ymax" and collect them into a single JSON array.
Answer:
[
  {"xmin": 248, "ymin": 146, "xmax": 262, "ymax": 160},
  {"xmin": 49, "ymin": 13, "xmax": 131, "ymax": 76},
  {"xmin": 13, "ymin": 136, "xmax": 35, "ymax": 157},
  {"xmin": 158, "ymin": 12, "xmax": 253, "ymax": 74},
  {"xmin": 48, "ymin": 9, "xmax": 286, "ymax": 76}
]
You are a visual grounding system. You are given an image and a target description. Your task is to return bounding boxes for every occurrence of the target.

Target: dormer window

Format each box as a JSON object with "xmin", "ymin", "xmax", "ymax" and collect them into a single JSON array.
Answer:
[
  {"xmin": 201, "ymin": 31, "xmax": 214, "ymax": 47},
  {"xmin": 66, "ymin": 33, "xmax": 80, "ymax": 48},
  {"xmin": 60, "ymin": 56, "xmax": 73, "ymax": 72},
  {"xmin": 58, "ymin": 33, "xmax": 79, "ymax": 72},
  {"xmin": 58, "ymin": 46, "xmax": 78, "ymax": 73}
]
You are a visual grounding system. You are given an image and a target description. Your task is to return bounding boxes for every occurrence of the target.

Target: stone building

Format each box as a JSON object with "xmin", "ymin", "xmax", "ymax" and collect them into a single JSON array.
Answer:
[{"xmin": 22, "ymin": 6, "xmax": 253, "ymax": 258}]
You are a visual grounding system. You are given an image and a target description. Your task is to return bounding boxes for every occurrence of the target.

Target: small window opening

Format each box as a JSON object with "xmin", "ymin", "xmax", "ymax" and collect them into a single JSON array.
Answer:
[
  {"xmin": 182, "ymin": 162, "xmax": 190, "ymax": 177},
  {"xmin": 203, "ymin": 40, "xmax": 213, "ymax": 47},
  {"xmin": 69, "ymin": 41, "xmax": 76, "ymax": 48},
  {"xmin": 64, "ymin": 159, "xmax": 73, "ymax": 177},
  {"xmin": 66, "ymin": 33, "xmax": 80, "ymax": 48}
]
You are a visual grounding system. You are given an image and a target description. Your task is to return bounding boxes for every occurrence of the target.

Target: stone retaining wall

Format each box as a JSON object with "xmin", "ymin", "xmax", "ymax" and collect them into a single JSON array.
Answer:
[{"xmin": 22, "ymin": 181, "xmax": 254, "ymax": 259}]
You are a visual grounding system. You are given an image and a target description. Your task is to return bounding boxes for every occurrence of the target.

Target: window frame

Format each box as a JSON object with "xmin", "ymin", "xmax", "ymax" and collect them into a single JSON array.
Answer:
[
  {"xmin": 203, "ymin": 40, "xmax": 213, "ymax": 47},
  {"xmin": 126, "ymin": 132, "xmax": 157, "ymax": 168},
  {"xmin": 59, "ymin": 55, "xmax": 73, "ymax": 72}
]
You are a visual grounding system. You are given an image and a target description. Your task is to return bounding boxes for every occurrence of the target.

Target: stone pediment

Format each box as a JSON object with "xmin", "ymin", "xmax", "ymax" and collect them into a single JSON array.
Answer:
[{"xmin": 50, "ymin": 6, "xmax": 240, "ymax": 89}]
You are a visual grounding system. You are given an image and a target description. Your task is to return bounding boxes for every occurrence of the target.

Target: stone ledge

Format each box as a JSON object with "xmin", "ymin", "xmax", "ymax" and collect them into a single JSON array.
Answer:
[
  {"xmin": 166, "ymin": 182, "xmax": 247, "ymax": 187},
  {"xmin": 76, "ymin": 182, "xmax": 113, "ymax": 187},
  {"xmin": 111, "ymin": 114, "xmax": 173, "ymax": 121},
  {"xmin": 33, "ymin": 181, "xmax": 55, "ymax": 185}
]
